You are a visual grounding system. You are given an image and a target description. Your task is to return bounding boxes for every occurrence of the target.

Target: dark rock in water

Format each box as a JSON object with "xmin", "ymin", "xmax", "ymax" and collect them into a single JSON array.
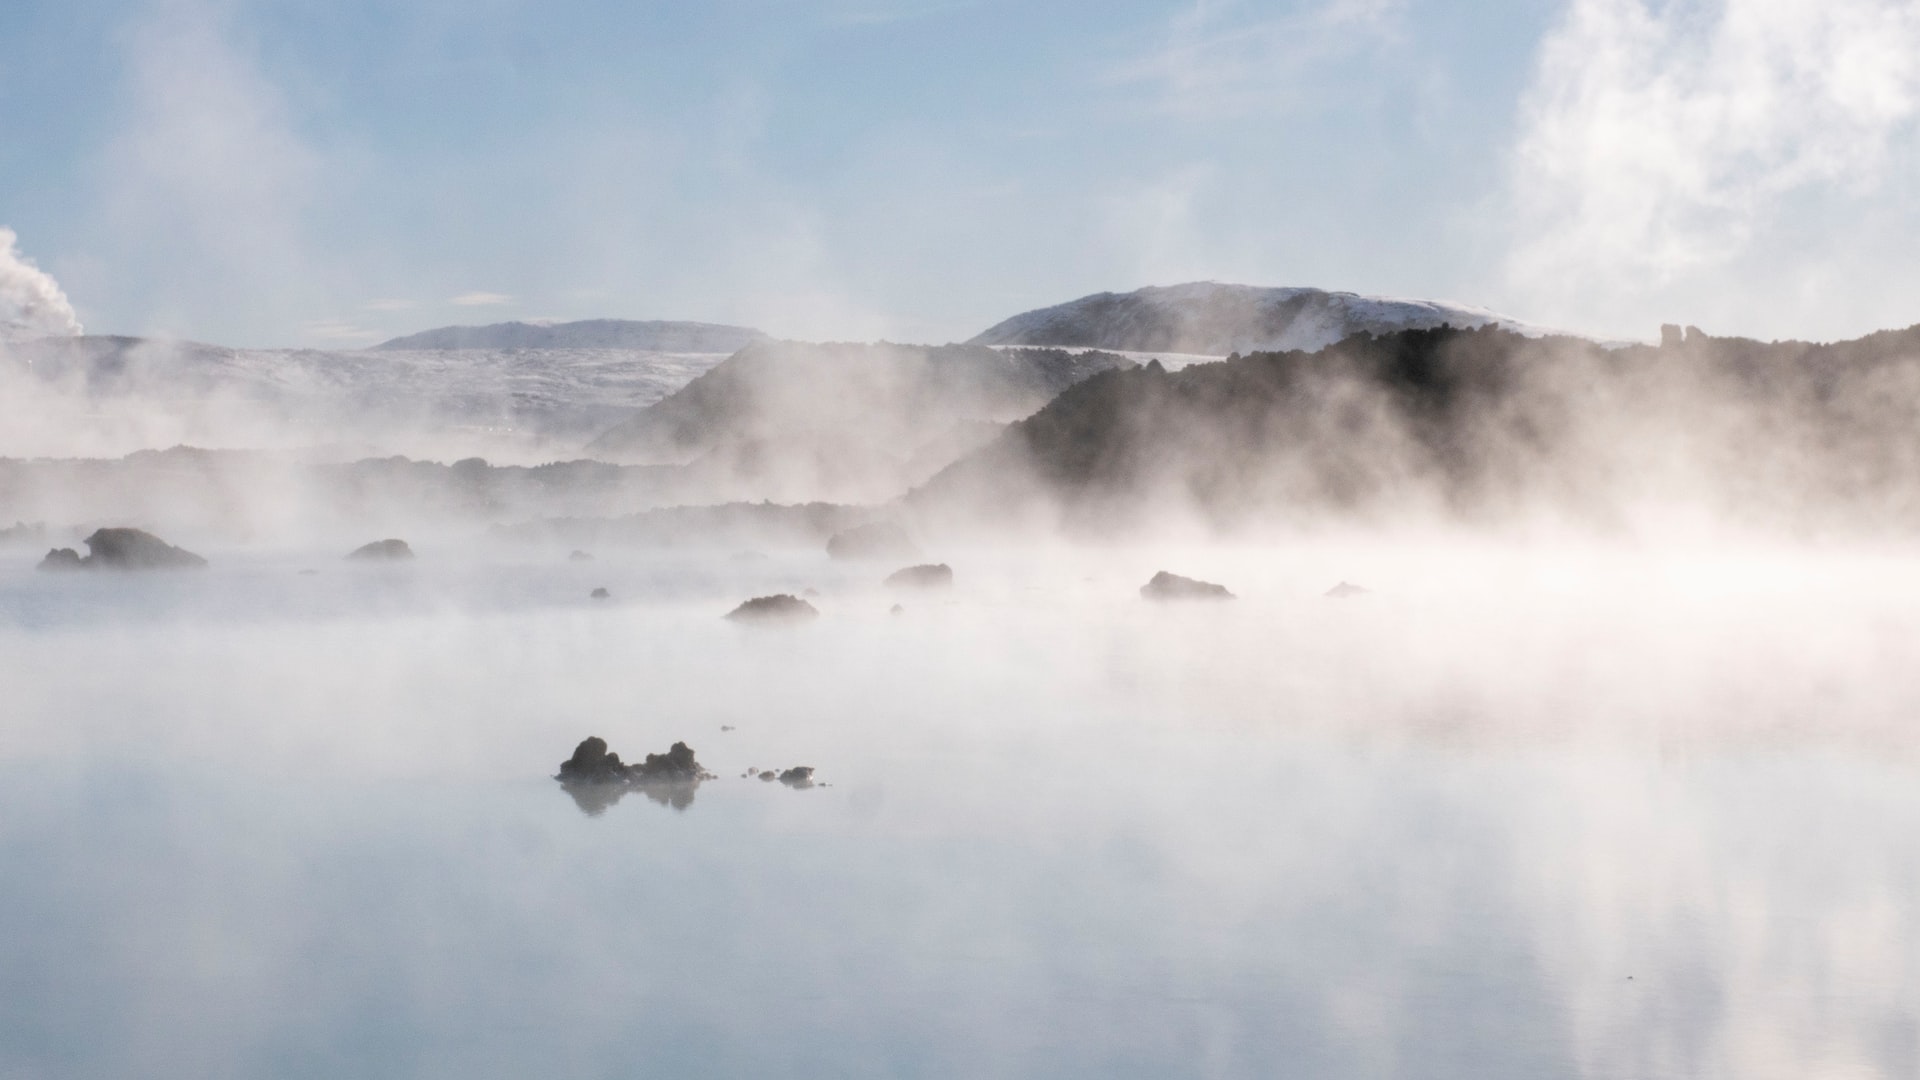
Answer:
[
  {"xmin": 37, "ymin": 547, "xmax": 84, "ymax": 571},
  {"xmin": 87, "ymin": 528, "xmax": 208, "ymax": 569},
  {"xmin": 1325, "ymin": 581, "xmax": 1370, "ymax": 598},
  {"xmin": 725, "ymin": 594, "xmax": 818, "ymax": 621},
  {"xmin": 347, "ymin": 538, "xmax": 414, "ymax": 561},
  {"xmin": 755, "ymin": 766, "xmax": 817, "ymax": 788},
  {"xmin": 558, "ymin": 735, "xmax": 628, "ymax": 784},
  {"xmin": 39, "ymin": 528, "xmax": 208, "ymax": 571},
  {"xmin": 884, "ymin": 563, "xmax": 953, "ymax": 588},
  {"xmin": 590, "ymin": 587, "xmax": 611, "ymax": 600},
  {"xmin": 827, "ymin": 522, "xmax": 918, "ymax": 561},
  {"xmin": 632, "ymin": 741, "xmax": 707, "ymax": 782},
  {"xmin": 1141, "ymin": 571, "xmax": 1233, "ymax": 600},
  {"xmin": 568, "ymin": 550, "xmax": 594, "ymax": 562},
  {"xmin": 556, "ymin": 737, "xmax": 714, "ymax": 814}
]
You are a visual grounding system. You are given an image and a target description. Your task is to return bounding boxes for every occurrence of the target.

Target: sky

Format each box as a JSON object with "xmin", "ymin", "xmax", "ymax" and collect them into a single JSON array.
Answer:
[{"xmin": 3, "ymin": 0, "xmax": 1920, "ymax": 348}]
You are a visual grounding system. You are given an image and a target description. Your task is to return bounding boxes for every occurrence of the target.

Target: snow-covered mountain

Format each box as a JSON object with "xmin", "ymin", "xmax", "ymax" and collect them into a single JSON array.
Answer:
[
  {"xmin": 970, "ymin": 282, "xmax": 1568, "ymax": 357},
  {"xmin": 375, "ymin": 318, "xmax": 764, "ymax": 352},
  {"xmin": 0, "ymin": 334, "xmax": 735, "ymax": 462}
]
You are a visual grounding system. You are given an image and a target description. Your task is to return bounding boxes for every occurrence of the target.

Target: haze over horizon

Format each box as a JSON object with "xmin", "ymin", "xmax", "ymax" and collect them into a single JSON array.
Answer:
[{"xmin": 8, "ymin": 0, "xmax": 1920, "ymax": 349}]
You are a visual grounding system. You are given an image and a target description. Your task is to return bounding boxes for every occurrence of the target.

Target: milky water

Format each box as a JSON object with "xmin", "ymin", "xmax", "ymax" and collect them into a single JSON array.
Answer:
[{"xmin": 1, "ymin": 544, "xmax": 1917, "ymax": 1079}]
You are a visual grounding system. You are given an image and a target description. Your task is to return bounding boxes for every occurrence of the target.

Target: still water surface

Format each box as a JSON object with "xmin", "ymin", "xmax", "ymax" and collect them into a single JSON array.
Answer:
[{"xmin": 1, "ymin": 544, "xmax": 1915, "ymax": 1079}]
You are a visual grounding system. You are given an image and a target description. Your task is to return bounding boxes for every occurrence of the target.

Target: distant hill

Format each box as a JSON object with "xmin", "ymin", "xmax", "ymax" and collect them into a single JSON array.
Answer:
[
  {"xmin": 583, "ymin": 340, "xmax": 1132, "ymax": 502},
  {"xmin": 375, "ymin": 319, "xmax": 765, "ymax": 352},
  {"xmin": 969, "ymin": 282, "xmax": 1564, "ymax": 356},
  {"xmin": 0, "ymin": 333, "xmax": 729, "ymax": 462},
  {"xmin": 913, "ymin": 323, "xmax": 1920, "ymax": 535}
]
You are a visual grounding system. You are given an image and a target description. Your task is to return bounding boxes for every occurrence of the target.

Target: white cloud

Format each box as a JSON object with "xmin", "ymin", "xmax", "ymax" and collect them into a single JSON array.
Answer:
[
  {"xmin": 1121, "ymin": 0, "xmax": 1406, "ymax": 117},
  {"xmin": 1506, "ymin": 0, "xmax": 1920, "ymax": 337},
  {"xmin": 301, "ymin": 320, "xmax": 380, "ymax": 343},
  {"xmin": 450, "ymin": 291, "xmax": 513, "ymax": 307}
]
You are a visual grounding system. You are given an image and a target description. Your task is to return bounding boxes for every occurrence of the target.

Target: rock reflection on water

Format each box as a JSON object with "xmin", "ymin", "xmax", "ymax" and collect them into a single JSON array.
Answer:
[{"xmin": 560, "ymin": 776, "xmax": 703, "ymax": 814}]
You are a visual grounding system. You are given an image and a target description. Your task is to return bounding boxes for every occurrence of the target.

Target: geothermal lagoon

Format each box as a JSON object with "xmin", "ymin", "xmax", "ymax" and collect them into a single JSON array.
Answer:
[{"xmin": 2, "ymin": 542, "xmax": 1913, "ymax": 1079}]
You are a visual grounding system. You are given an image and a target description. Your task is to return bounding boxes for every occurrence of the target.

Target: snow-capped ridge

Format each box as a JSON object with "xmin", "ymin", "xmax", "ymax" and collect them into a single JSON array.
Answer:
[
  {"xmin": 375, "ymin": 318, "xmax": 765, "ymax": 352},
  {"xmin": 969, "ymin": 282, "xmax": 1575, "ymax": 357}
]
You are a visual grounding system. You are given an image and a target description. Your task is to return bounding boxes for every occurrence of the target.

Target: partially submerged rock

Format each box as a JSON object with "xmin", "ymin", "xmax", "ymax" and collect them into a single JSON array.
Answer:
[
  {"xmin": 753, "ymin": 765, "xmax": 817, "ymax": 789},
  {"xmin": 37, "ymin": 547, "xmax": 84, "ymax": 571},
  {"xmin": 1140, "ymin": 571, "xmax": 1233, "ymax": 600},
  {"xmin": 556, "ymin": 737, "xmax": 714, "ymax": 814},
  {"xmin": 725, "ymin": 594, "xmax": 818, "ymax": 622},
  {"xmin": 1325, "ymin": 581, "xmax": 1370, "ymax": 599},
  {"xmin": 884, "ymin": 563, "xmax": 953, "ymax": 588},
  {"xmin": 347, "ymin": 538, "xmax": 414, "ymax": 561},
  {"xmin": 590, "ymin": 587, "xmax": 611, "ymax": 600},
  {"xmin": 39, "ymin": 528, "xmax": 207, "ymax": 571},
  {"xmin": 826, "ymin": 522, "xmax": 918, "ymax": 561},
  {"xmin": 568, "ymin": 550, "xmax": 594, "ymax": 562}
]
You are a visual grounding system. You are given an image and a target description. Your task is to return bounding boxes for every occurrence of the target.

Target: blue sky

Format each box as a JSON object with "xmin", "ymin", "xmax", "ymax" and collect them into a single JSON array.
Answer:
[{"xmin": 4, "ymin": 0, "xmax": 1920, "ymax": 347}]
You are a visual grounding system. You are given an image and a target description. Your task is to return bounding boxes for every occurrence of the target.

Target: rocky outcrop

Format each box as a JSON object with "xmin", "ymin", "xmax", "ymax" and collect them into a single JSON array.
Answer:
[
  {"xmin": 38, "ymin": 528, "xmax": 207, "ymax": 571},
  {"xmin": 346, "ymin": 538, "xmax": 414, "ymax": 561},
  {"xmin": 556, "ymin": 737, "xmax": 714, "ymax": 814},
  {"xmin": 37, "ymin": 547, "xmax": 83, "ymax": 571},
  {"xmin": 884, "ymin": 563, "xmax": 953, "ymax": 588},
  {"xmin": 1324, "ymin": 581, "xmax": 1370, "ymax": 598},
  {"xmin": 750, "ymin": 766, "xmax": 818, "ymax": 789},
  {"xmin": 725, "ymin": 594, "xmax": 818, "ymax": 621},
  {"xmin": 568, "ymin": 550, "xmax": 594, "ymax": 562},
  {"xmin": 827, "ymin": 522, "xmax": 917, "ymax": 561},
  {"xmin": 1140, "ymin": 571, "xmax": 1233, "ymax": 600},
  {"xmin": 590, "ymin": 587, "xmax": 611, "ymax": 600}
]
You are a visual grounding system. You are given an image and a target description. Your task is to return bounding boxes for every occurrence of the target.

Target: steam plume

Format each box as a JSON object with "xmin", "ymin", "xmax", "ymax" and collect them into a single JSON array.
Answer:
[{"xmin": 0, "ymin": 227, "xmax": 82, "ymax": 339}]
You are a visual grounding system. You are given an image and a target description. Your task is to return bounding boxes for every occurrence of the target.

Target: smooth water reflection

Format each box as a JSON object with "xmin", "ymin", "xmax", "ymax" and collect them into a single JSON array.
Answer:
[{"xmin": 0, "ymin": 545, "xmax": 1915, "ymax": 1079}]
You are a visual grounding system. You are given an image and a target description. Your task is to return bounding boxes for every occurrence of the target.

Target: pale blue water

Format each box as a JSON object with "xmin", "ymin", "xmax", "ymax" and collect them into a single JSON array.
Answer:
[{"xmin": 1, "ymin": 545, "xmax": 1916, "ymax": 1079}]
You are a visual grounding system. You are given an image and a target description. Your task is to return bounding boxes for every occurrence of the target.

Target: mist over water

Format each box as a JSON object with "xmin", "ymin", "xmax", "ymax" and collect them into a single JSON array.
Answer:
[
  {"xmin": 2, "ymin": 537, "xmax": 1916, "ymax": 1079},
  {"xmin": 5, "ymin": 192, "xmax": 1920, "ymax": 1076}
]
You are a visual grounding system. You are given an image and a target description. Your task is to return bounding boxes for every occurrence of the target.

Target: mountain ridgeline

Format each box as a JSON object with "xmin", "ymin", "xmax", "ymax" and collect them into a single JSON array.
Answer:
[
  {"xmin": 969, "ymin": 282, "xmax": 1559, "ymax": 356},
  {"xmin": 912, "ymin": 323, "xmax": 1920, "ymax": 535},
  {"xmin": 374, "ymin": 319, "xmax": 765, "ymax": 352}
]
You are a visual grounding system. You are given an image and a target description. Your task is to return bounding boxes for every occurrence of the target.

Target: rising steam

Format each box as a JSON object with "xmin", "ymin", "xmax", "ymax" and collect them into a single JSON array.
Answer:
[{"xmin": 0, "ymin": 228, "xmax": 82, "ymax": 340}]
